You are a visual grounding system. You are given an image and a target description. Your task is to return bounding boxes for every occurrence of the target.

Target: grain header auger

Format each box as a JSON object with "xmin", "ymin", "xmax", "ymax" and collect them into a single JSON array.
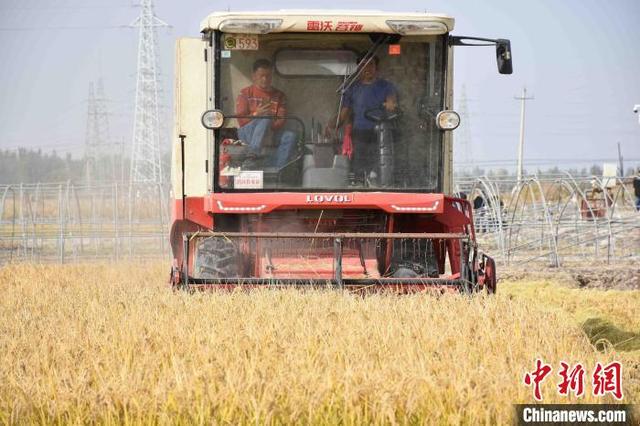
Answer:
[{"xmin": 169, "ymin": 10, "xmax": 511, "ymax": 292}]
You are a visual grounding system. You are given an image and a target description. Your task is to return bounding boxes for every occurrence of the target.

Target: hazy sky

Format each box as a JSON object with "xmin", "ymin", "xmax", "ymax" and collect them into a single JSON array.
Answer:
[{"xmin": 1, "ymin": 0, "xmax": 639, "ymax": 172}]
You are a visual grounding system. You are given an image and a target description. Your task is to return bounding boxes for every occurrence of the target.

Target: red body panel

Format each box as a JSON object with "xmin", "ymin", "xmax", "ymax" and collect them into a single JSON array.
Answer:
[
  {"xmin": 205, "ymin": 192, "xmax": 445, "ymax": 214},
  {"xmin": 169, "ymin": 192, "xmax": 486, "ymax": 291},
  {"xmin": 172, "ymin": 197, "xmax": 213, "ymax": 229},
  {"xmin": 170, "ymin": 193, "xmax": 473, "ymax": 241}
]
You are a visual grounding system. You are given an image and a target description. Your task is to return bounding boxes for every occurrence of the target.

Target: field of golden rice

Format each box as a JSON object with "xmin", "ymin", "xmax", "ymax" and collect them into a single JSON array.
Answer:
[{"xmin": 0, "ymin": 263, "xmax": 638, "ymax": 424}]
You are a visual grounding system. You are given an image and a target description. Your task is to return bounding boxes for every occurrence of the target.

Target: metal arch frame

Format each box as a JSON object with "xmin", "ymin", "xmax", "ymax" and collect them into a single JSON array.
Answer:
[
  {"xmin": 551, "ymin": 178, "xmax": 594, "ymax": 260},
  {"xmin": 0, "ymin": 181, "xmax": 171, "ymax": 264},
  {"xmin": 467, "ymin": 176, "xmax": 507, "ymax": 264},
  {"xmin": 505, "ymin": 178, "xmax": 553, "ymax": 264},
  {"xmin": 455, "ymin": 173, "xmax": 640, "ymax": 267},
  {"xmin": 2, "ymin": 176, "xmax": 638, "ymax": 266},
  {"xmin": 560, "ymin": 172, "xmax": 602, "ymax": 259},
  {"xmin": 0, "ymin": 185, "xmax": 17, "ymax": 262}
]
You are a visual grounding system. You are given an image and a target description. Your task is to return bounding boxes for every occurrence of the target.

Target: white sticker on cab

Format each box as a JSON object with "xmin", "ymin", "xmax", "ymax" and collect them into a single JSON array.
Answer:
[{"xmin": 234, "ymin": 171, "xmax": 263, "ymax": 189}]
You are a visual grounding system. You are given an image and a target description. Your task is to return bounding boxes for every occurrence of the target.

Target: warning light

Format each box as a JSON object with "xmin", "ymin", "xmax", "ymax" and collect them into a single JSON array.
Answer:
[{"xmin": 388, "ymin": 44, "xmax": 401, "ymax": 55}]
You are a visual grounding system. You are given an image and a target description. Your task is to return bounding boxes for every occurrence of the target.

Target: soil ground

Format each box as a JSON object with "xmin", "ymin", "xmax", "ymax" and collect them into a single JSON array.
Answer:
[{"xmin": 500, "ymin": 265, "xmax": 640, "ymax": 291}]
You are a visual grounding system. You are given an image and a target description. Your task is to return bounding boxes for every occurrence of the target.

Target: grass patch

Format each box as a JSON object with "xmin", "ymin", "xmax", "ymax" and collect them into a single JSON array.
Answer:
[
  {"xmin": 502, "ymin": 280, "xmax": 640, "ymax": 352},
  {"xmin": 582, "ymin": 318, "xmax": 640, "ymax": 352}
]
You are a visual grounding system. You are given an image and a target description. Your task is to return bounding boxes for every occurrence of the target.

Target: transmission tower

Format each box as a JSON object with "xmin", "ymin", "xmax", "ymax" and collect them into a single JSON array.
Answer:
[
  {"xmin": 129, "ymin": 0, "xmax": 168, "ymax": 186},
  {"xmin": 455, "ymin": 85, "xmax": 474, "ymax": 174},
  {"xmin": 84, "ymin": 79, "xmax": 112, "ymax": 185}
]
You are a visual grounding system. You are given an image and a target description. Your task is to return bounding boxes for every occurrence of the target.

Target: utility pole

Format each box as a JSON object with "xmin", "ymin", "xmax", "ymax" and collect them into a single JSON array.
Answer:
[
  {"xmin": 515, "ymin": 87, "xmax": 534, "ymax": 184},
  {"xmin": 456, "ymin": 84, "xmax": 474, "ymax": 175},
  {"xmin": 617, "ymin": 142, "xmax": 623, "ymax": 177}
]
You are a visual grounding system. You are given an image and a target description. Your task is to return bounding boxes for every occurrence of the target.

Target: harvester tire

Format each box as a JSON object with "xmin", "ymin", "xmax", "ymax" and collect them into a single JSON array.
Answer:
[
  {"xmin": 389, "ymin": 238, "xmax": 439, "ymax": 278},
  {"xmin": 194, "ymin": 237, "xmax": 239, "ymax": 279},
  {"xmin": 484, "ymin": 257, "xmax": 497, "ymax": 294}
]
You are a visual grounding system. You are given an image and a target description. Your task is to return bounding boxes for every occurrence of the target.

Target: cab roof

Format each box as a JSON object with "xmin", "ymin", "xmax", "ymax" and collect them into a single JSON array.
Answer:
[{"xmin": 200, "ymin": 10, "xmax": 454, "ymax": 34}]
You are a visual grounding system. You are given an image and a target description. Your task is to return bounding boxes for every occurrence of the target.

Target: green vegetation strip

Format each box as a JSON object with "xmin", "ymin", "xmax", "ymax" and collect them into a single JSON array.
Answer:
[{"xmin": 502, "ymin": 280, "xmax": 640, "ymax": 352}]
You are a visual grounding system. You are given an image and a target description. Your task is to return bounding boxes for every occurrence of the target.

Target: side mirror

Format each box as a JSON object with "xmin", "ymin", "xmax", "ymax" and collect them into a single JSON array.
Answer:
[
  {"xmin": 450, "ymin": 35, "xmax": 513, "ymax": 75},
  {"xmin": 496, "ymin": 39, "xmax": 513, "ymax": 75}
]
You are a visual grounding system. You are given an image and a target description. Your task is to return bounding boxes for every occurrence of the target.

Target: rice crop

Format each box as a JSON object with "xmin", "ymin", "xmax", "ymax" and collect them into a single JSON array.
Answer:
[{"xmin": 0, "ymin": 263, "xmax": 637, "ymax": 424}]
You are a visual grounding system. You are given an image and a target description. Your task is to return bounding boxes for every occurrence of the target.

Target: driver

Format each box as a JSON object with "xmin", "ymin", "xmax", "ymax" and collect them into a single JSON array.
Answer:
[
  {"xmin": 329, "ymin": 54, "xmax": 398, "ymax": 183},
  {"xmin": 235, "ymin": 59, "xmax": 296, "ymax": 168}
]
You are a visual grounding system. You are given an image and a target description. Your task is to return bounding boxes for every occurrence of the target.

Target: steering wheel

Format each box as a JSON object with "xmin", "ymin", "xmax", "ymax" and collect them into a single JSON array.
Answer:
[{"xmin": 364, "ymin": 106, "xmax": 402, "ymax": 123}]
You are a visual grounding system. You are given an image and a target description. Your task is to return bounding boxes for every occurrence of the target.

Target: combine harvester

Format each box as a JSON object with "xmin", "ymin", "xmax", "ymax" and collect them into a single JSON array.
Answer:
[{"xmin": 170, "ymin": 10, "xmax": 512, "ymax": 292}]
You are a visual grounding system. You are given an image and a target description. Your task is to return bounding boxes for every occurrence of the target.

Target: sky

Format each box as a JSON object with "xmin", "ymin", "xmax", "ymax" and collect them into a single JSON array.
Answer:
[{"xmin": 0, "ymin": 0, "xmax": 639, "ymax": 173}]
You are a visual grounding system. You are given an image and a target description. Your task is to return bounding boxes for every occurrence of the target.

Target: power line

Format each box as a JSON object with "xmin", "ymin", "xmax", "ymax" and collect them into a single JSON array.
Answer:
[
  {"xmin": 0, "ymin": 25, "xmax": 130, "ymax": 31},
  {"xmin": 0, "ymin": 5, "xmax": 132, "ymax": 10}
]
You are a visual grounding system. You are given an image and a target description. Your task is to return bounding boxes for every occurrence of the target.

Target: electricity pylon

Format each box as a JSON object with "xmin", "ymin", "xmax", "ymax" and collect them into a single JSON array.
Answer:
[
  {"xmin": 84, "ymin": 79, "xmax": 112, "ymax": 185},
  {"xmin": 129, "ymin": 0, "xmax": 168, "ymax": 186}
]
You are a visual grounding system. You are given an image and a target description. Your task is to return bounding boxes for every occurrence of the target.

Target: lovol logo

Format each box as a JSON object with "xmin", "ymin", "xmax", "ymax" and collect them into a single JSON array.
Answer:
[{"xmin": 305, "ymin": 194, "xmax": 353, "ymax": 203}]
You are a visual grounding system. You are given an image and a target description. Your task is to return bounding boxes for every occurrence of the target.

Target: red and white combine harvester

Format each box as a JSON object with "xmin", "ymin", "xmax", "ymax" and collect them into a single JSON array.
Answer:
[{"xmin": 170, "ymin": 10, "xmax": 512, "ymax": 292}]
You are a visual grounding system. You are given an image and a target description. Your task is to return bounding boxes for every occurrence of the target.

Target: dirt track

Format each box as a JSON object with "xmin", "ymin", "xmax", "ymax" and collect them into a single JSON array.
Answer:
[{"xmin": 500, "ymin": 265, "xmax": 640, "ymax": 290}]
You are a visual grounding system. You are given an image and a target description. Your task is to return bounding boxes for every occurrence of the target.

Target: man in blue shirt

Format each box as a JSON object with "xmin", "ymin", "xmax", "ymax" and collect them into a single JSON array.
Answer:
[{"xmin": 329, "ymin": 55, "xmax": 398, "ymax": 184}]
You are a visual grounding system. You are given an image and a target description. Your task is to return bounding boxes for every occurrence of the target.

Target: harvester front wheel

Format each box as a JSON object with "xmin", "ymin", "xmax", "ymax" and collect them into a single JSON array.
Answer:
[
  {"xmin": 194, "ymin": 237, "xmax": 240, "ymax": 279},
  {"xmin": 484, "ymin": 257, "xmax": 497, "ymax": 294}
]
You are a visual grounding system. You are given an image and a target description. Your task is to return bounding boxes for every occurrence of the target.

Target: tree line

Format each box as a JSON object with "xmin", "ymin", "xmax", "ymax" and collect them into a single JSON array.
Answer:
[
  {"xmin": 1, "ymin": 148, "xmax": 633, "ymax": 185},
  {"xmin": 0, "ymin": 149, "xmax": 86, "ymax": 184},
  {"xmin": 0, "ymin": 149, "xmax": 173, "ymax": 185}
]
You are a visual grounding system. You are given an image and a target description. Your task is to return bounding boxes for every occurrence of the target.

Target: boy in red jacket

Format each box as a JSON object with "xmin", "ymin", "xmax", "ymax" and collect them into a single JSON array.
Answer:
[{"xmin": 236, "ymin": 59, "xmax": 296, "ymax": 168}]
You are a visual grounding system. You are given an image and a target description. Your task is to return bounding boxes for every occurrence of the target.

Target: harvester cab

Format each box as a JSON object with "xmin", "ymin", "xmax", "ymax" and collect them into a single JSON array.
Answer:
[{"xmin": 170, "ymin": 10, "xmax": 511, "ymax": 292}]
